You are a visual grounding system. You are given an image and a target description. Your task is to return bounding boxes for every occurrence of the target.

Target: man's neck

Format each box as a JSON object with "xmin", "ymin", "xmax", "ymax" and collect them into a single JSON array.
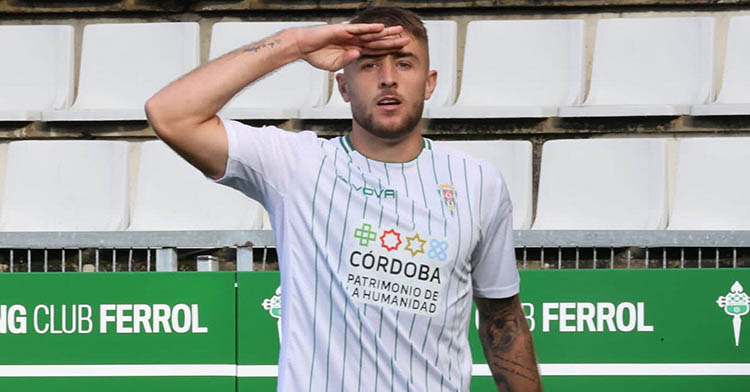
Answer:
[{"xmin": 348, "ymin": 124, "xmax": 424, "ymax": 163}]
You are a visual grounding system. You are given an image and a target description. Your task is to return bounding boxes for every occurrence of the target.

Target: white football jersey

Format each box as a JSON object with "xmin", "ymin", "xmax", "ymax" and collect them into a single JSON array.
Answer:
[{"xmin": 216, "ymin": 118, "xmax": 520, "ymax": 391}]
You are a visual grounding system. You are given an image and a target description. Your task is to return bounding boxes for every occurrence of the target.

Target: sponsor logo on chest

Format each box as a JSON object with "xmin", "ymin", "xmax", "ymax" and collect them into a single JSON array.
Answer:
[
  {"xmin": 344, "ymin": 221, "xmax": 450, "ymax": 316},
  {"xmin": 337, "ymin": 175, "xmax": 397, "ymax": 200}
]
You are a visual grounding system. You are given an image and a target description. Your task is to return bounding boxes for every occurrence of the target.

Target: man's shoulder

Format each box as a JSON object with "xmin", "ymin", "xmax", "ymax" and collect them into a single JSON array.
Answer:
[
  {"xmin": 429, "ymin": 139, "xmax": 506, "ymax": 186},
  {"xmin": 224, "ymin": 118, "xmax": 331, "ymax": 150},
  {"xmin": 226, "ymin": 119, "xmax": 318, "ymax": 140}
]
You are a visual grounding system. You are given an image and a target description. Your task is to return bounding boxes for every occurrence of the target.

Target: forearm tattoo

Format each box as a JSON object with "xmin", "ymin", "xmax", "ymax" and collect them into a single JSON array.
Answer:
[
  {"xmin": 476, "ymin": 296, "xmax": 541, "ymax": 391},
  {"xmin": 243, "ymin": 38, "xmax": 282, "ymax": 53}
]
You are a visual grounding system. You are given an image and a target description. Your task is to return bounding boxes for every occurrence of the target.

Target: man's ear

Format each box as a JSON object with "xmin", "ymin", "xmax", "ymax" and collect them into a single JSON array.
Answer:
[
  {"xmin": 335, "ymin": 73, "xmax": 350, "ymax": 103},
  {"xmin": 424, "ymin": 70, "xmax": 438, "ymax": 100}
]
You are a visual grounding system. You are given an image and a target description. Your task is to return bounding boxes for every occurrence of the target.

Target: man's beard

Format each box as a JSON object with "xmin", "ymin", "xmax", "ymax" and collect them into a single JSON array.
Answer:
[{"xmin": 351, "ymin": 98, "xmax": 424, "ymax": 141}]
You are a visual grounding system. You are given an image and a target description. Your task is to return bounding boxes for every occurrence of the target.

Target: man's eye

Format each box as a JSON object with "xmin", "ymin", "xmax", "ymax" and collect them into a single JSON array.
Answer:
[
  {"xmin": 362, "ymin": 63, "xmax": 378, "ymax": 69},
  {"xmin": 397, "ymin": 62, "xmax": 412, "ymax": 69}
]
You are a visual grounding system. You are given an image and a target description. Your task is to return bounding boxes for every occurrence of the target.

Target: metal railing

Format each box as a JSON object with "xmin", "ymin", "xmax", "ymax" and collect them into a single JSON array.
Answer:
[
  {"xmin": 0, "ymin": 230, "xmax": 748, "ymax": 272},
  {"xmin": 515, "ymin": 230, "xmax": 750, "ymax": 270},
  {"xmin": 0, "ymin": 230, "xmax": 270, "ymax": 272}
]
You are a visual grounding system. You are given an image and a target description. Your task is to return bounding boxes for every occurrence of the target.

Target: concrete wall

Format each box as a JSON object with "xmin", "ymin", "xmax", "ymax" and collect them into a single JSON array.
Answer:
[{"xmin": 3, "ymin": 0, "xmax": 750, "ymax": 13}]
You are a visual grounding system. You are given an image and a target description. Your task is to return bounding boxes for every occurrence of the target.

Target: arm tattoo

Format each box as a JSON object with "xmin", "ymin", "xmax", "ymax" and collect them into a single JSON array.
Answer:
[
  {"xmin": 243, "ymin": 38, "xmax": 282, "ymax": 53},
  {"xmin": 476, "ymin": 295, "xmax": 541, "ymax": 391},
  {"xmin": 493, "ymin": 373, "xmax": 512, "ymax": 392},
  {"xmin": 481, "ymin": 299, "xmax": 519, "ymax": 353}
]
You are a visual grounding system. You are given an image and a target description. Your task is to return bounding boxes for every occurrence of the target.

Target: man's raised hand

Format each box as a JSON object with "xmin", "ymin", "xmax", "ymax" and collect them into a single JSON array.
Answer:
[{"xmin": 291, "ymin": 23, "xmax": 410, "ymax": 71}]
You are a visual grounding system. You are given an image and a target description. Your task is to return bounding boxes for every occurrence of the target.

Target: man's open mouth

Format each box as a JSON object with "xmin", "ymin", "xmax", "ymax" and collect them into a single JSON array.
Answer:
[{"xmin": 377, "ymin": 97, "xmax": 402, "ymax": 108}]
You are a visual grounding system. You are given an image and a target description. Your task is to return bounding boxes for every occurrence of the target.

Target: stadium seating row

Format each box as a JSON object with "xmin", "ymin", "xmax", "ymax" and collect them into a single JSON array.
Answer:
[
  {"xmin": 0, "ymin": 140, "xmax": 268, "ymax": 232},
  {"xmin": 0, "ymin": 137, "xmax": 747, "ymax": 232},
  {"xmin": 2, "ymin": 16, "xmax": 750, "ymax": 121}
]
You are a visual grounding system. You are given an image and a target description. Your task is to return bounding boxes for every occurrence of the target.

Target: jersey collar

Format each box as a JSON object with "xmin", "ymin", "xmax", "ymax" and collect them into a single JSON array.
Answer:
[{"xmin": 341, "ymin": 134, "xmax": 432, "ymax": 163}]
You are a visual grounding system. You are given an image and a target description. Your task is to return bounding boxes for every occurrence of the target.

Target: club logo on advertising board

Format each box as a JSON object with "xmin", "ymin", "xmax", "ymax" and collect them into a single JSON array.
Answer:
[
  {"xmin": 716, "ymin": 281, "xmax": 750, "ymax": 347},
  {"xmin": 262, "ymin": 286, "xmax": 282, "ymax": 343}
]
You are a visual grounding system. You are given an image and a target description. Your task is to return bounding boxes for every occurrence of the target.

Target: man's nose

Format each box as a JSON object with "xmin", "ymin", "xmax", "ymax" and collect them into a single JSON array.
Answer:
[{"xmin": 379, "ymin": 60, "xmax": 397, "ymax": 88}]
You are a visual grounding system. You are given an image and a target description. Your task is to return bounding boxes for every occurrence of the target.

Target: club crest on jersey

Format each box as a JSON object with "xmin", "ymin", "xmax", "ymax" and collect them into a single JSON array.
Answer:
[{"xmin": 437, "ymin": 184, "xmax": 458, "ymax": 215}]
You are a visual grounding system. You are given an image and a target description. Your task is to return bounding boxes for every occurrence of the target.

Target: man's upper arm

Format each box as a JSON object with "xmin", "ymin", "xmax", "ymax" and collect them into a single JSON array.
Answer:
[
  {"xmin": 146, "ymin": 102, "xmax": 229, "ymax": 180},
  {"xmin": 470, "ymin": 165, "xmax": 519, "ymax": 299}
]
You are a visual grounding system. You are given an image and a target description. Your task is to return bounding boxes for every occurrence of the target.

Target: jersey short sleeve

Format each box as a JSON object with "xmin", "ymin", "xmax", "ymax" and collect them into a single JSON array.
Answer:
[
  {"xmin": 214, "ymin": 117, "xmax": 319, "ymax": 206},
  {"xmin": 470, "ymin": 168, "xmax": 520, "ymax": 299}
]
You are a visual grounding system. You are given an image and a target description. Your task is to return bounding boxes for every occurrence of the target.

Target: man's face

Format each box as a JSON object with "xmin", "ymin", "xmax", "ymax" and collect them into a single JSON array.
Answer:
[{"xmin": 338, "ymin": 34, "xmax": 437, "ymax": 141}]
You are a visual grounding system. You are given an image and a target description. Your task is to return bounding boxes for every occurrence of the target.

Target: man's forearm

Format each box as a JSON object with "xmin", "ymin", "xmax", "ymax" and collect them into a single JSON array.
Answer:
[
  {"xmin": 476, "ymin": 295, "xmax": 542, "ymax": 392},
  {"xmin": 145, "ymin": 28, "xmax": 300, "ymax": 134}
]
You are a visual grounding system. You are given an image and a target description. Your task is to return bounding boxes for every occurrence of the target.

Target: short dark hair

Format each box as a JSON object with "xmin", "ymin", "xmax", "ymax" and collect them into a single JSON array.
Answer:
[{"xmin": 350, "ymin": 6, "xmax": 428, "ymax": 44}]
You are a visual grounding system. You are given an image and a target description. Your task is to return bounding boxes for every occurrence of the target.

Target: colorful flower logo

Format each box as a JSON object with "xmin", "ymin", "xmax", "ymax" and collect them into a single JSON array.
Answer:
[{"xmin": 379, "ymin": 229, "xmax": 402, "ymax": 251}]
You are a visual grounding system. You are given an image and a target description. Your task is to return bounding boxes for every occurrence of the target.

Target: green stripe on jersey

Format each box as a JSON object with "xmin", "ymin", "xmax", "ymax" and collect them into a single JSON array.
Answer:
[
  {"xmin": 323, "ymin": 150, "xmax": 343, "ymax": 391},
  {"xmin": 307, "ymin": 155, "xmax": 329, "ymax": 392}
]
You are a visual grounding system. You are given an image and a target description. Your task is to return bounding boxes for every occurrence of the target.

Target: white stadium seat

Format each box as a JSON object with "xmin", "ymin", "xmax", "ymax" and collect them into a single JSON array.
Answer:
[
  {"xmin": 559, "ymin": 17, "xmax": 714, "ymax": 117},
  {"xmin": 262, "ymin": 211, "xmax": 273, "ymax": 230},
  {"xmin": 0, "ymin": 141, "xmax": 129, "ymax": 231},
  {"xmin": 0, "ymin": 25, "xmax": 74, "ymax": 121},
  {"xmin": 420, "ymin": 21, "xmax": 459, "ymax": 117},
  {"xmin": 43, "ymin": 23, "xmax": 199, "ymax": 121},
  {"xmin": 0, "ymin": 143, "xmax": 7, "ymax": 205},
  {"xmin": 210, "ymin": 22, "xmax": 327, "ymax": 120},
  {"xmin": 299, "ymin": 77, "xmax": 351, "ymax": 119},
  {"xmin": 668, "ymin": 138, "xmax": 750, "ymax": 230},
  {"xmin": 301, "ymin": 20, "xmax": 458, "ymax": 119},
  {"xmin": 692, "ymin": 16, "xmax": 750, "ymax": 116},
  {"xmin": 127, "ymin": 141, "xmax": 265, "ymax": 231},
  {"xmin": 532, "ymin": 138, "xmax": 668, "ymax": 230},
  {"xmin": 436, "ymin": 140, "xmax": 533, "ymax": 229},
  {"xmin": 428, "ymin": 19, "xmax": 584, "ymax": 119}
]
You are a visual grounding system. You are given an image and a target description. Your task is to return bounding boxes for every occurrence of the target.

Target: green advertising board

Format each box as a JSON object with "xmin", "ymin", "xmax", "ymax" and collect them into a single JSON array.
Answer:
[
  {"xmin": 487, "ymin": 269, "xmax": 750, "ymax": 391},
  {"xmin": 0, "ymin": 272, "xmax": 237, "ymax": 391},
  {"xmin": 237, "ymin": 272, "xmax": 281, "ymax": 390},
  {"xmin": 2, "ymin": 270, "xmax": 750, "ymax": 391},
  {"xmin": 237, "ymin": 270, "xmax": 750, "ymax": 391}
]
